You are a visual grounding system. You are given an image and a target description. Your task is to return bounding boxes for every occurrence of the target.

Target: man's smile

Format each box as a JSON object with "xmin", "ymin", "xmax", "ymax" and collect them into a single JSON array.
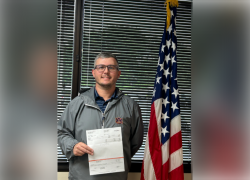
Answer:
[{"xmin": 101, "ymin": 76, "xmax": 111, "ymax": 79}]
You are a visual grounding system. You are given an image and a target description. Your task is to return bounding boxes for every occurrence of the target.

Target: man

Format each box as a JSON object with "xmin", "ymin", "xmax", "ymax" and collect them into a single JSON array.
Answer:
[{"xmin": 57, "ymin": 52, "xmax": 143, "ymax": 180}]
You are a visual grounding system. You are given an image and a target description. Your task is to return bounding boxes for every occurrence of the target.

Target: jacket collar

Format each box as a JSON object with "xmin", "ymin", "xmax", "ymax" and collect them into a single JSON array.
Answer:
[
  {"xmin": 81, "ymin": 86, "xmax": 123, "ymax": 106},
  {"xmin": 94, "ymin": 87, "xmax": 118, "ymax": 101}
]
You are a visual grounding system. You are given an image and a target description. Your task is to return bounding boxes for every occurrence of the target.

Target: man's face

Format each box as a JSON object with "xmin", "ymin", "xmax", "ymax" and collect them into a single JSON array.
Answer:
[{"xmin": 92, "ymin": 57, "xmax": 121, "ymax": 89}]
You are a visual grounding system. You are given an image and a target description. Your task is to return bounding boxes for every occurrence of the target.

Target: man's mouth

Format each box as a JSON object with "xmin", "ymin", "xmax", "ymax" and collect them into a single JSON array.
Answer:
[{"xmin": 102, "ymin": 76, "xmax": 111, "ymax": 79}]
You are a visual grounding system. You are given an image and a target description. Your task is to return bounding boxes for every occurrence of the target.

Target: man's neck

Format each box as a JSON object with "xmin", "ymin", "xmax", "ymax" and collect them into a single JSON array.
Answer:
[{"xmin": 95, "ymin": 85, "xmax": 116, "ymax": 101}]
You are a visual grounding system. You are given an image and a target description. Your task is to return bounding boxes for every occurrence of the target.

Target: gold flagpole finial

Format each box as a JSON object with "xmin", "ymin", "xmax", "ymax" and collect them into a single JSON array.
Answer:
[{"xmin": 164, "ymin": 0, "xmax": 179, "ymax": 30}]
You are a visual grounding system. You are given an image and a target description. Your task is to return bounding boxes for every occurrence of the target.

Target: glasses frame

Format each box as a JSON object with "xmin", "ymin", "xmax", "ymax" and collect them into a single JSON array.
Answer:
[{"xmin": 94, "ymin": 64, "xmax": 119, "ymax": 72}]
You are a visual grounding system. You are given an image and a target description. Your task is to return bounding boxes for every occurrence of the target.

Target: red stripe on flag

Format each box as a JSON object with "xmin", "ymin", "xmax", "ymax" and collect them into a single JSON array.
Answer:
[
  {"xmin": 148, "ymin": 103, "xmax": 162, "ymax": 180},
  {"xmin": 169, "ymin": 164, "xmax": 184, "ymax": 180},
  {"xmin": 140, "ymin": 160, "xmax": 145, "ymax": 180},
  {"xmin": 170, "ymin": 131, "xmax": 182, "ymax": 154},
  {"xmin": 162, "ymin": 160, "xmax": 169, "ymax": 180}
]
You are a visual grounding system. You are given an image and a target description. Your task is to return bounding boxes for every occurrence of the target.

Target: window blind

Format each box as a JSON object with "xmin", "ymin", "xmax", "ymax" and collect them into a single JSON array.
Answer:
[
  {"xmin": 57, "ymin": 0, "xmax": 75, "ymax": 162},
  {"xmin": 81, "ymin": 0, "xmax": 191, "ymax": 162}
]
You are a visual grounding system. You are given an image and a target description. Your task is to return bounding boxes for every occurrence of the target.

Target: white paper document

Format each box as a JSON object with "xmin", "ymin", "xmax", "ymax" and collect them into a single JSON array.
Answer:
[{"xmin": 86, "ymin": 127, "xmax": 125, "ymax": 175}]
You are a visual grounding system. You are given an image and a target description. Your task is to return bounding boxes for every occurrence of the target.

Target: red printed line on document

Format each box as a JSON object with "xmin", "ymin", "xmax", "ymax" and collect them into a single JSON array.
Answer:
[{"xmin": 89, "ymin": 157, "xmax": 124, "ymax": 162}]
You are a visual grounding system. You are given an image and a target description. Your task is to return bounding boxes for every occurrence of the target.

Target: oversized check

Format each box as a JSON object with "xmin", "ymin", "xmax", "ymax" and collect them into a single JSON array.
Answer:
[{"xmin": 86, "ymin": 127, "xmax": 125, "ymax": 175}]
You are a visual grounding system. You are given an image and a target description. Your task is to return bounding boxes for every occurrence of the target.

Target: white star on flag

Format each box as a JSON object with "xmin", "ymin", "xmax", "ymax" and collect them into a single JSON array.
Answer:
[
  {"xmin": 162, "ymin": 82, "xmax": 170, "ymax": 93},
  {"xmin": 161, "ymin": 111, "xmax": 169, "ymax": 123},
  {"xmin": 161, "ymin": 126, "xmax": 169, "ymax": 137},
  {"xmin": 166, "ymin": 39, "xmax": 171, "ymax": 50},
  {"xmin": 171, "ymin": 55, "xmax": 176, "ymax": 65},
  {"xmin": 171, "ymin": 102, "xmax": 179, "ymax": 112},
  {"xmin": 162, "ymin": 97, "xmax": 170, "ymax": 107},
  {"xmin": 152, "ymin": 88, "xmax": 156, "ymax": 97},
  {"xmin": 172, "ymin": 41, "xmax": 176, "ymax": 51},
  {"xmin": 163, "ymin": 68, "xmax": 170, "ymax": 78},
  {"xmin": 161, "ymin": 44, "xmax": 166, "ymax": 52},
  {"xmin": 174, "ymin": 29, "xmax": 176, "ymax": 36},
  {"xmin": 172, "ymin": 87, "xmax": 179, "ymax": 98},
  {"xmin": 167, "ymin": 24, "xmax": 172, "ymax": 35},
  {"xmin": 158, "ymin": 56, "xmax": 161, "ymax": 64},
  {"xmin": 156, "ymin": 76, "xmax": 162, "ymax": 84},
  {"xmin": 165, "ymin": 54, "xmax": 171, "ymax": 63},
  {"xmin": 158, "ymin": 62, "xmax": 164, "ymax": 71}
]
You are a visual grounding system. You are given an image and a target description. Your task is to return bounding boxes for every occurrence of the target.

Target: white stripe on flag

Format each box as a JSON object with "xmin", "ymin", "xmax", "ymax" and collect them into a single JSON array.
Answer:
[
  {"xmin": 162, "ymin": 139, "xmax": 169, "ymax": 164},
  {"xmin": 170, "ymin": 114, "xmax": 181, "ymax": 137},
  {"xmin": 143, "ymin": 134, "xmax": 157, "ymax": 180},
  {"xmin": 169, "ymin": 147, "xmax": 183, "ymax": 172},
  {"xmin": 154, "ymin": 98, "xmax": 163, "ymax": 141}
]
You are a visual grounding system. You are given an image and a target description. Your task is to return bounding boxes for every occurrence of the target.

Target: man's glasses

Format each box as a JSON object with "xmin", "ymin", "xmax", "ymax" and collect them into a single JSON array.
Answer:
[{"xmin": 94, "ymin": 65, "xmax": 119, "ymax": 72}]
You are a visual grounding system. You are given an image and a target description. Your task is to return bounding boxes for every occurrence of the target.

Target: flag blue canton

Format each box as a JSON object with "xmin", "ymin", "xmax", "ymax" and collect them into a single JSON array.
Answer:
[{"xmin": 152, "ymin": 7, "xmax": 180, "ymax": 145}]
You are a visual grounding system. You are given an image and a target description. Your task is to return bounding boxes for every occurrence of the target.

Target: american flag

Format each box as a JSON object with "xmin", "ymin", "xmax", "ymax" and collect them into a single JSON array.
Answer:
[{"xmin": 141, "ymin": 6, "xmax": 184, "ymax": 180}]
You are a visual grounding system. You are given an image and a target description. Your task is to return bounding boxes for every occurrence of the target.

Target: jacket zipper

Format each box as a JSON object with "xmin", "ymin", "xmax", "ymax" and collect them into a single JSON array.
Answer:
[
  {"xmin": 85, "ymin": 102, "xmax": 110, "ymax": 129},
  {"xmin": 101, "ymin": 102, "xmax": 110, "ymax": 129},
  {"xmin": 85, "ymin": 93, "xmax": 123, "ymax": 129}
]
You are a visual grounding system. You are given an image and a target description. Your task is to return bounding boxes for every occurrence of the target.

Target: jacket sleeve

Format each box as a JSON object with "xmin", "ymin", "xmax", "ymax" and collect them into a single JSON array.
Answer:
[
  {"xmin": 57, "ymin": 97, "xmax": 83, "ymax": 160},
  {"xmin": 130, "ymin": 101, "xmax": 144, "ymax": 157}
]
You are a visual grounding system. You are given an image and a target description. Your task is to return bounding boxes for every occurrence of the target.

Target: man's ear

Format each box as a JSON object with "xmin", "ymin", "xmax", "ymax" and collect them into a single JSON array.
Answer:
[
  {"xmin": 92, "ymin": 69, "xmax": 95, "ymax": 78},
  {"xmin": 117, "ymin": 71, "xmax": 121, "ymax": 78}
]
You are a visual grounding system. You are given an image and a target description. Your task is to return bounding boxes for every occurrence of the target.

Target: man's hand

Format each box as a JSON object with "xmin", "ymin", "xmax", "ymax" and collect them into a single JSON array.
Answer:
[{"xmin": 73, "ymin": 142, "xmax": 94, "ymax": 156}]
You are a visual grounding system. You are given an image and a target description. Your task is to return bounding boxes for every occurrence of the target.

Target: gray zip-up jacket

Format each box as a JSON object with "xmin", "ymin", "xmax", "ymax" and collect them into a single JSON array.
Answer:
[{"xmin": 57, "ymin": 87, "xmax": 143, "ymax": 180}]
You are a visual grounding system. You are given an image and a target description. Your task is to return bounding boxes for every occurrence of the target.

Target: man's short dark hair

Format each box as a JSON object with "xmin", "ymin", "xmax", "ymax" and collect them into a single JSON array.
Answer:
[{"xmin": 94, "ymin": 52, "xmax": 119, "ymax": 68}]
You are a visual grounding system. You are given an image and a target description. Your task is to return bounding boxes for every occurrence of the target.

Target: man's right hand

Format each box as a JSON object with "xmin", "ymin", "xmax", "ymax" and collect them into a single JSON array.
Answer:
[{"xmin": 73, "ymin": 142, "xmax": 94, "ymax": 156}]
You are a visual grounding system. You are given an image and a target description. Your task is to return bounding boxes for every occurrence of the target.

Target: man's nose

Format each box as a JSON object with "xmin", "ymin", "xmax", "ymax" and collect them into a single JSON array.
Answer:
[{"xmin": 103, "ymin": 66, "xmax": 109, "ymax": 73}]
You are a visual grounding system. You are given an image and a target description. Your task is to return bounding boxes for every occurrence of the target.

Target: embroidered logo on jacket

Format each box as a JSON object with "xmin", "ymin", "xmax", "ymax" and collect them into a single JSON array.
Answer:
[{"xmin": 115, "ymin": 117, "xmax": 123, "ymax": 124}]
